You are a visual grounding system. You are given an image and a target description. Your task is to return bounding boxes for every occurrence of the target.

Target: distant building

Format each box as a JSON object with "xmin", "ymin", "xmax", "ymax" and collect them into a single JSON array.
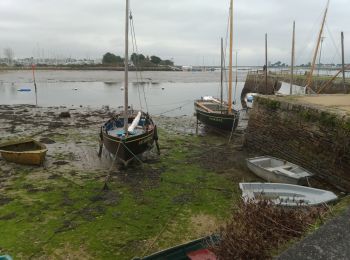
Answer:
[{"xmin": 181, "ymin": 65, "xmax": 192, "ymax": 71}]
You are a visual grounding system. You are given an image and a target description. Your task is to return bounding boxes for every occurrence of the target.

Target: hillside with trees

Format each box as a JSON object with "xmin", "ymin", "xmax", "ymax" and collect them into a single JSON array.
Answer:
[{"xmin": 102, "ymin": 52, "xmax": 174, "ymax": 68}]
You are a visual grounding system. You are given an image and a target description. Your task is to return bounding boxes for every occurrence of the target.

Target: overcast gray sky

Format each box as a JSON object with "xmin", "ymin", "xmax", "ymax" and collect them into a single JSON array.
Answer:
[{"xmin": 0, "ymin": 0, "xmax": 348, "ymax": 65}]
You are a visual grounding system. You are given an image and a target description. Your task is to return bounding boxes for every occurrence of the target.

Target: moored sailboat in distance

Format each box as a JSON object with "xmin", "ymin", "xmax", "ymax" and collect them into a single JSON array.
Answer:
[
  {"xmin": 194, "ymin": 0, "xmax": 240, "ymax": 132},
  {"xmin": 99, "ymin": 0, "xmax": 158, "ymax": 166}
]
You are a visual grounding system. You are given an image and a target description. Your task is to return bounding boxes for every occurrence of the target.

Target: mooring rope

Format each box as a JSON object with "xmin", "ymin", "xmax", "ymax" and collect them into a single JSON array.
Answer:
[{"xmin": 153, "ymin": 100, "xmax": 194, "ymax": 116}]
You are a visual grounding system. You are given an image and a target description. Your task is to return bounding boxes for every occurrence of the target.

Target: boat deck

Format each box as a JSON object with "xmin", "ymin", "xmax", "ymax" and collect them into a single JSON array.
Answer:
[
  {"xmin": 195, "ymin": 100, "xmax": 233, "ymax": 114},
  {"xmin": 108, "ymin": 127, "xmax": 145, "ymax": 137}
]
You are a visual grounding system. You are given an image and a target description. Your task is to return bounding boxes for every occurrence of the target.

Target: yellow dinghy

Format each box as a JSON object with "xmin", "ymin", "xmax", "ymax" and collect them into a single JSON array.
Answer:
[{"xmin": 0, "ymin": 139, "xmax": 47, "ymax": 166}]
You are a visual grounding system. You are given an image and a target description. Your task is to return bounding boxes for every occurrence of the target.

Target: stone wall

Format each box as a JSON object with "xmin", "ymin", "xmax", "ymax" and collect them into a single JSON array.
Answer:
[
  {"xmin": 272, "ymin": 75, "xmax": 349, "ymax": 94},
  {"xmin": 245, "ymin": 96, "xmax": 350, "ymax": 191}
]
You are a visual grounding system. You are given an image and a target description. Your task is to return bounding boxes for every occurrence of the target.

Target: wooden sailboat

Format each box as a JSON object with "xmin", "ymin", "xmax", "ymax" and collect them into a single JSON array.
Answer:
[
  {"xmin": 194, "ymin": 0, "xmax": 239, "ymax": 132},
  {"xmin": 99, "ymin": 0, "xmax": 158, "ymax": 166}
]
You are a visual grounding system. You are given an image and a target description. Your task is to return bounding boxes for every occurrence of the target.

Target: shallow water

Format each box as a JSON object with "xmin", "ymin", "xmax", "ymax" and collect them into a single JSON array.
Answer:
[{"xmin": 0, "ymin": 70, "xmax": 248, "ymax": 116}]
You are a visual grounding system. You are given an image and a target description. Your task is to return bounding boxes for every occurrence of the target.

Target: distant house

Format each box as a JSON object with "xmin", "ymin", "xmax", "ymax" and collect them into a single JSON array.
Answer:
[{"xmin": 181, "ymin": 65, "xmax": 192, "ymax": 71}]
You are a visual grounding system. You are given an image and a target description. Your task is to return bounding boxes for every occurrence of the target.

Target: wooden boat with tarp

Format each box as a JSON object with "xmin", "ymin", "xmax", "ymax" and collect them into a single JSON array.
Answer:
[
  {"xmin": 98, "ymin": 0, "xmax": 159, "ymax": 166},
  {"xmin": 0, "ymin": 139, "xmax": 47, "ymax": 165}
]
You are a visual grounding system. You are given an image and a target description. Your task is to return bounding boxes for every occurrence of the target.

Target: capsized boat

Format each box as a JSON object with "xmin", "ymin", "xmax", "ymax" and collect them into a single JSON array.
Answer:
[
  {"xmin": 246, "ymin": 156, "xmax": 313, "ymax": 185},
  {"xmin": 134, "ymin": 235, "xmax": 219, "ymax": 260},
  {"xmin": 239, "ymin": 183, "xmax": 338, "ymax": 207},
  {"xmin": 0, "ymin": 139, "xmax": 47, "ymax": 165}
]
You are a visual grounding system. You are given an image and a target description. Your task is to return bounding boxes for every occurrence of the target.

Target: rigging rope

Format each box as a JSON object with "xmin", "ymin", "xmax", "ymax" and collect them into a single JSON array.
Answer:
[
  {"xmin": 129, "ymin": 10, "xmax": 149, "ymax": 112},
  {"xmin": 129, "ymin": 11, "xmax": 143, "ymax": 110},
  {"xmin": 153, "ymin": 100, "xmax": 194, "ymax": 116},
  {"xmin": 325, "ymin": 22, "xmax": 342, "ymax": 64}
]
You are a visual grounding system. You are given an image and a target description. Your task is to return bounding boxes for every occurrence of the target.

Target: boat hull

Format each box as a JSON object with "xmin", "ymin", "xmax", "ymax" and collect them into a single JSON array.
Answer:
[
  {"xmin": 247, "ymin": 162, "xmax": 303, "ymax": 185},
  {"xmin": 136, "ymin": 235, "xmax": 219, "ymax": 260},
  {"xmin": 246, "ymin": 156, "xmax": 312, "ymax": 185},
  {"xmin": 239, "ymin": 182, "xmax": 338, "ymax": 207},
  {"xmin": 194, "ymin": 103, "xmax": 239, "ymax": 131},
  {"xmin": 102, "ymin": 130, "xmax": 155, "ymax": 165},
  {"xmin": 100, "ymin": 111, "xmax": 157, "ymax": 166},
  {"xmin": 0, "ymin": 140, "xmax": 47, "ymax": 166}
]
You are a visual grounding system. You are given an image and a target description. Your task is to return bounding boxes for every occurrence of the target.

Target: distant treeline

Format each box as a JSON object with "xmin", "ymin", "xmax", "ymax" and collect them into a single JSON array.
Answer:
[{"xmin": 102, "ymin": 52, "xmax": 174, "ymax": 67}]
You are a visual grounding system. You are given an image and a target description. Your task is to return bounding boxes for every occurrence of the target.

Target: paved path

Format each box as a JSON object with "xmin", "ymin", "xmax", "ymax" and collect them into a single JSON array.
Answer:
[
  {"xmin": 278, "ymin": 206, "xmax": 350, "ymax": 260},
  {"xmin": 298, "ymin": 94, "xmax": 350, "ymax": 113}
]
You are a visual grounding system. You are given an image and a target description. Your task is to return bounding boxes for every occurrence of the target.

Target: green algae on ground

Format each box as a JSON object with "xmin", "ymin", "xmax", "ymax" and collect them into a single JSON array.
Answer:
[{"xmin": 0, "ymin": 126, "xmax": 244, "ymax": 259}]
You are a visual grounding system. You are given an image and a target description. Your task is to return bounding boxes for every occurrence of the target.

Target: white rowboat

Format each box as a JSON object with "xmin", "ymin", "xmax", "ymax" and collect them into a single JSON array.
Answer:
[
  {"xmin": 239, "ymin": 182, "xmax": 338, "ymax": 207},
  {"xmin": 246, "ymin": 156, "xmax": 313, "ymax": 185}
]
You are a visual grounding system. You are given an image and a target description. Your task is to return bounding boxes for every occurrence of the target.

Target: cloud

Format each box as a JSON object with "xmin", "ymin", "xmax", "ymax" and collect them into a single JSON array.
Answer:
[{"xmin": 0, "ymin": 0, "xmax": 348, "ymax": 65}]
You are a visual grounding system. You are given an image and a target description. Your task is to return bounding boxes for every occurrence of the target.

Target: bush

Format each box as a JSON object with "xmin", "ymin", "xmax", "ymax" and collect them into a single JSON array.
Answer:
[{"xmin": 210, "ymin": 200, "xmax": 325, "ymax": 259}]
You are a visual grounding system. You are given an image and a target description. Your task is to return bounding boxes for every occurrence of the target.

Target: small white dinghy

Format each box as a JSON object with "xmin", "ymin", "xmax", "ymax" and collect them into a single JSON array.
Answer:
[
  {"xmin": 246, "ymin": 156, "xmax": 313, "ymax": 185},
  {"xmin": 244, "ymin": 93, "xmax": 257, "ymax": 108},
  {"xmin": 239, "ymin": 183, "xmax": 338, "ymax": 207}
]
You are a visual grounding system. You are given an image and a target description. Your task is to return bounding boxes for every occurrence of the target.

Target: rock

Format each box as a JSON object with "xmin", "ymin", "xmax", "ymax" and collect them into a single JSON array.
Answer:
[
  {"xmin": 53, "ymin": 160, "xmax": 69, "ymax": 166},
  {"xmin": 39, "ymin": 137, "xmax": 56, "ymax": 144},
  {"xmin": 59, "ymin": 111, "xmax": 71, "ymax": 118}
]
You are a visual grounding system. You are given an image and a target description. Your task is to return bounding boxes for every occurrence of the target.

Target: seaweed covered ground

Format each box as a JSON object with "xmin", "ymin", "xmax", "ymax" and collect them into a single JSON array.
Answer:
[{"xmin": 0, "ymin": 105, "xmax": 258, "ymax": 259}]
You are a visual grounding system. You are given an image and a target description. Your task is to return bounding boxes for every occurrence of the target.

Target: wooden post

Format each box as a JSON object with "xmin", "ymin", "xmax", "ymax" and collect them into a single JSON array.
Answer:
[
  {"xmin": 265, "ymin": 33, "xmax": 268, "ymax": 93},
  {"xmin": 341, "ymin": 31, "xmax": 346, "ymax": 93},
  {"xmin": 316, "ymin": 37, "xmax": 325, "ymax": 91},
  {"xmin": 220, "ymin": 38, "xmax": 223, "ymax": 112},
  {"xmin": 290, "ymin": 21, "xmax": 295, "ymax": 95},
  {"xmin": 32, "ymin": 64, "xmax": 38, "ymax": 106}
]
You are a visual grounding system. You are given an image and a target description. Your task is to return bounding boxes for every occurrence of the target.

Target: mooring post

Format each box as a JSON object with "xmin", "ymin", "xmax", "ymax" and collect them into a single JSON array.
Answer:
[
  {"xmin": 265, "ymin": 33, "xmax": 268, "ymax": 94},
  {"xmin": 290, "ymin": 21, "xmax": 295, "ymax": 95},
  {"xmin": 341, "ymin": 31, "xmax": 346, "ymax": 93}
]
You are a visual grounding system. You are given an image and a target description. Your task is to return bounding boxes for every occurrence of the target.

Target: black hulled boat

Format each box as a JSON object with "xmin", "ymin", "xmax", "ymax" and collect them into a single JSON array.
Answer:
[
  {"xmin": 194, "ymin": 98, "xmax": 239, "ymax": 131},
  {"xmin": 194, "ymin": 0, "xmax": 240, "ymax": 132}
]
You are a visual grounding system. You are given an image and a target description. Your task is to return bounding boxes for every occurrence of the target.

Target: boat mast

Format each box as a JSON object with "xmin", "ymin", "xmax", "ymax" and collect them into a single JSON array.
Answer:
[
  {"xmin": 341, "ymin": 32, "xmax": 346, "ymax": 93},
  {"xmin": 305, "ymin": 0, "xmax": 329, "ymax": 92},
  {"xmin": 123, "ymin": 0, "xmax": 129, "ymax": 134},
  {"xmin": 290, "ymin": 21, "xmax": 295, "ymax": 95},
  {"xmin": 234, "ymin": 50, "xmax": 238, "ymax": 104},
  {"xmin": 220, "ymin": 38, "xmax": 224, "ymax": 112},
  {"xmin": 228, "ymin": 0, "xmax": 233, "ymax": 113}
]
